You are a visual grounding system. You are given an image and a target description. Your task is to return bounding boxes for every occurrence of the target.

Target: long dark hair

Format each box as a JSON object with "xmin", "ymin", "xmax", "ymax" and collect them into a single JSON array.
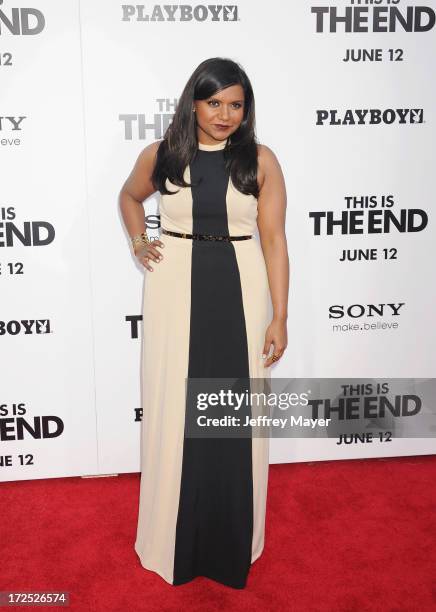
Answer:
[{"xmin": 152, "ymin": 57, "xmax": 259, "ymax": 198}]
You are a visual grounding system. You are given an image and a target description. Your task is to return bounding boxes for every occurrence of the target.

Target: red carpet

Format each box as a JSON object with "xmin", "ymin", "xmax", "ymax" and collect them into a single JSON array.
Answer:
[{"xmin": 1, "ymin": 455, "xmax": 435, "ymax": 611}]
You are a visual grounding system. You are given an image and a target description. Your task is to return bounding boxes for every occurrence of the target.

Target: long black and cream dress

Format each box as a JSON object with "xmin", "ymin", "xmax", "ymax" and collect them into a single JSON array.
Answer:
[{"xmin": 134, "ymin": 137, "xmax": 272, "ymax": 589}]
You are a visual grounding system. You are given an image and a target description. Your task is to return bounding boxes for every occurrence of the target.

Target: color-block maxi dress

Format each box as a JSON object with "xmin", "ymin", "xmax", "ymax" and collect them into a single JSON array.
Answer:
[{"xmin": 134, "ymin": 137, "xmax": 272, "ymax": 589}]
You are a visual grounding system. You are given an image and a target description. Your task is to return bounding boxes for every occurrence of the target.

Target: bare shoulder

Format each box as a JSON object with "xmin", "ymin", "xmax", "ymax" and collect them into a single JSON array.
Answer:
[
  {"xmin": 137, "ymin": 139, "xmax": 162, "ymax": 166},
  {"xmin": 121, "ymin": 139, "xmax": 163, "ymax": 201},
  {"xmin": 256, "ymin": 143, "xmax": 283, "ymax": 190},
  {"xmin": 257, "ymin": 143, "xmax": 282, "ymax": 167},
  {"xmin": 132, "ymin": 139, "xmax": 163, "ymax": 179}
]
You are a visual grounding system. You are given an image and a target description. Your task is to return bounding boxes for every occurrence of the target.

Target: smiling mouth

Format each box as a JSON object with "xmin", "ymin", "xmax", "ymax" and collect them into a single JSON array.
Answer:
[{"xmin": 214, "ymin": 124, "xmax": 230, "ymax": 128}]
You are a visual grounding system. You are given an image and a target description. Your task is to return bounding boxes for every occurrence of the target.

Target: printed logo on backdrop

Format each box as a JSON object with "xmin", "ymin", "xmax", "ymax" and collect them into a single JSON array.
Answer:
[
  {"xmin": 316, "ymin": 108, "xmax": 424, "ymax": 126},
  {"xmin": 0, "ymin": 206, "xmax": 55, "ymax": 248},
  {"xmin": 0, "ymin": 402, "xmax": 64, "ymax": 470},
  {"xmin": 120, "ymin": 100, "xmax": 175, "ymax": 140},
  {"xmin": 308, "ymin": 193, "xmax": 428, "ymax": 334},
  {"xmin": 0, "ymin": 116, "xmax": 26, "ymax": 148},
  {"xmin": 0, "ymin": 1, "xmax": 45, "ymax": 71},
  {"xmin": 328, "ymin": 302, "xmax": 404, "ymax": 333},
  {"xmin": 311, "ymin": 1, "xmax": 435, "ymax": 64},
  {"xmin": 0, "ymin": 319, "xmax": 51, "ymax": 336},
  {"xmin": 311, "ymin": 2, "xmax": 435, "ymax": 33},
  {"xmin": 0, "ymin": 205, "xmax": 55, "ymax": 279},
  {"xmin": 309, "ymin": 194, "xmax": 428, "ymax": 264},
  {"xmin": 0, "ymin": 1, "xmax": 45, "ymax": 35},
  {"xmin": 126, "ymin": 315, "xmax": 142, "ymax": 339},
  {"xmin": 121, "ymin": 4, "xmax": 238, "ymax": 22},
  {"xmin": 302, "ymin": 378, "xmax": 436, "ymax": 444}
]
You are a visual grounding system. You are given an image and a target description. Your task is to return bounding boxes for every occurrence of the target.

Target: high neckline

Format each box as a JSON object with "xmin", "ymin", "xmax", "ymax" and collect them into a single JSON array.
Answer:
[{"xmin": 198, "ymin": 138, "xmax": 228, "ymax": 151}]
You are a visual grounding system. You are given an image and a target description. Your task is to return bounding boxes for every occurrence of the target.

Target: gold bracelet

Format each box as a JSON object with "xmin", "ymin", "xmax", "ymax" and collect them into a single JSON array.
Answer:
[{"xmin": 131, "ymin": 232, "xmax": 150, "ymax": 249}]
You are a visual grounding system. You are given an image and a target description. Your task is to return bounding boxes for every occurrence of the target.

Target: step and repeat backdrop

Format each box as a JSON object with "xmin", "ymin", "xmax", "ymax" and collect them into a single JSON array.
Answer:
[{"xmin": 1, "ymin": 0, "xmax": 435, "ymax": 482}]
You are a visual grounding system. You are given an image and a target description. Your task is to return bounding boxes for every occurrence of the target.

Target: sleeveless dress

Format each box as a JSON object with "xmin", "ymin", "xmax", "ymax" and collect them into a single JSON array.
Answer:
[{"xmin": 134, "ymin": 137, "xmax": 272, "ymax": 589}]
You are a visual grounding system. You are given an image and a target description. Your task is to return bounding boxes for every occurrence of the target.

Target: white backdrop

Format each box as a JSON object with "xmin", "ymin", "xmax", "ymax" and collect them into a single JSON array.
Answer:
[{"xmin": 1, "ymin": 0, "xmax": 435, "ymax": 482}]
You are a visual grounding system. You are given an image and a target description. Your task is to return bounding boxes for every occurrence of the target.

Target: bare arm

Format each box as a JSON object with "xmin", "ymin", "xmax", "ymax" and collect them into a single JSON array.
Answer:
[
  {"xmin": 119, "ymin": 140, "xmax": 164, "ymax": 270},
  {"xmin": 256, "ymin": 144, "xmax": 289, "ymax": 366}
]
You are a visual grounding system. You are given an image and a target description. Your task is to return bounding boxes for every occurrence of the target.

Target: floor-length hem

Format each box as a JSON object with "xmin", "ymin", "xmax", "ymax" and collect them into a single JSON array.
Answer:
[{"xmin": 134, "ymin": 541, "xmax": 265, "ymax": 589}]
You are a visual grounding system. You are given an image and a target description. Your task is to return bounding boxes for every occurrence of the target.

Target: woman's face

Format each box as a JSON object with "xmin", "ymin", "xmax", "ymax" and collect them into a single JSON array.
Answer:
[{"xmin": 194, "ymin": 84, "xmax": 245, "ymax": 143}]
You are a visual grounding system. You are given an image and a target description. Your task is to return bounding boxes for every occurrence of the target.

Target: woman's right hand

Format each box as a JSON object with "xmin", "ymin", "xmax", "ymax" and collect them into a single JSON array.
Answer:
[{"xmin": 134, "ymin": 239, "xmax": 165, "ymax": 272}]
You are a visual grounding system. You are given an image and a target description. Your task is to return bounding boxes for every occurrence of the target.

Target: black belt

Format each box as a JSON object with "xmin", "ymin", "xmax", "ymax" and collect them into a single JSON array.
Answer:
[{"xmin": 162, "ymin": 228, "xmax": 252, "ymax": 241}]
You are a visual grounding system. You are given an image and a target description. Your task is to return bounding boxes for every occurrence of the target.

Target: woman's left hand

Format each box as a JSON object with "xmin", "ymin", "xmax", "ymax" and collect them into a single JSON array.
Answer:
[{"xmin": 262, "ymin": 318, "xmax": 288, "ymax": 367}]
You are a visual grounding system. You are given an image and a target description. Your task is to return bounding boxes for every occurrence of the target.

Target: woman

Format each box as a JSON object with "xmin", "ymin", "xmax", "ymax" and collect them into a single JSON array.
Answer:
[{"xmin": 119, "ymin": 57, "xmax": 289, "ymax": 589}]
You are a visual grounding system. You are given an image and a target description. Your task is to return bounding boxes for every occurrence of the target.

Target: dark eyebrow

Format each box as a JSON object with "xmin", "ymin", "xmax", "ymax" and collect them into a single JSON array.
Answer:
[{"xmin": 209, "ymin": 97, "xmax": 244, "ymax": 103}]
